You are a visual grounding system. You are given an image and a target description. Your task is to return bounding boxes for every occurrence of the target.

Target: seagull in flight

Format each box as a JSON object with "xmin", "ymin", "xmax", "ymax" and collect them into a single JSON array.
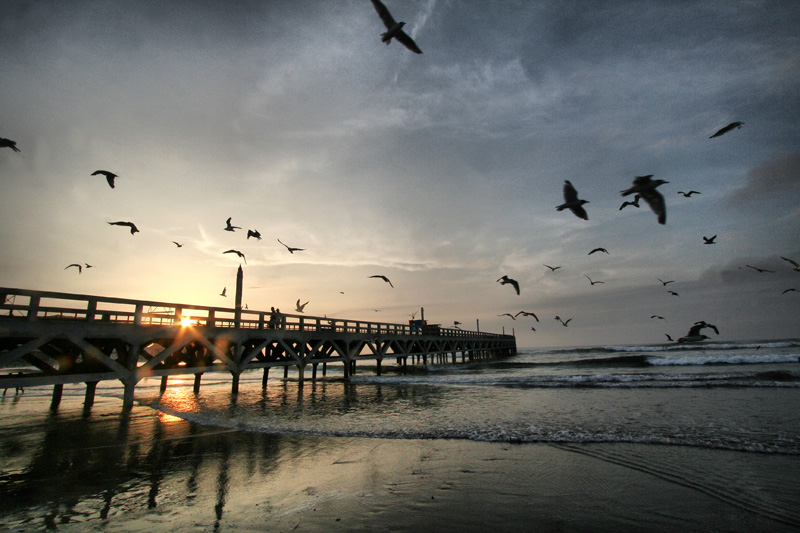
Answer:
[
  {"xmin": 1, "ymin": 137, "xmax": 21, "ymax": 152},
  {"xmin": 588, "ymin": 247, "xmax": 609, "ymax": 255},
  {"xmin": 657, "ymin": 278, "xmax": 675, "ymax": 286},
  {"xmin": 498, "ymin": 313, "xmax": 516, "ymax": 320},
  {"xmin": 84, "ymin": 263, "xmax": 93, "ymax": 269},
  {"xmin": 108, "ymin": 221, "xmax": 139, "ymax": 235},
  {"xmin": 278, "ymin": 239, "xmax": 305, "ymax": 253},
  {"xmin": 746, "ymin": 265, "xmax": 774, "ymax": 273},
  {"xmin": 665, "ymin": 333, "xmax": 674, "ymax": 342},
  {"xmin": 709, "ymin": 121, "xmax": 744, "ymax": 138},
  {"xmin": 585, "ymin": 275, "xmax": 605, "ymax": 285},
  {"xmin": 621, "ymin": 175, "xmax": 668, "ymax": 224},
  {"xmin": 296, "ymin": 299, "xmax": 309, "ymax": 313},
  {"xmin": 370, "ymin": 0, "xmax": 423, "ymax": 54},
  {"xmin": 703, "ymin": 235, "xmax": 717, "ymax": 244},
  {"xmin": 678, "ymin": 190, "xmax": 701, "ymax": 197},
  {"xmin": 781, "ymin": 257, "xmax": 800, "ymax": 272},
  {"xmin": 92, "ymin": 170, "xmax": 118, "ymax": 188},
  {"xmin": 515, "ymin": 311, "xmax": 539, "ymax": 322},
  {"xmin": 223, "ymin": 249, "xmax": 247, "ymax": 264},
  {"xmin": 220, "ymin": 287, "xmax": 227, "ymax": 297},
  {"xmin": 619, "ymin": 195, "xmax": 641, "ymax": 210},
  {"xmin": 556, "ymin": 180, "xmax": 589, "ymax": 220},
  {"xmin": 224, "ymin": 217, "xmax": 241, "ymax": 232},
  {"xmin": 65, "ymin": 264, "xmax": 82, "ymax": 274},
  {"xmin": 782, "ymin": 288, "xmax": 799, "ymax": 294},
  {"xmin": 172, "ymin": 241, "xmax": 184, "ymax": 248},
  {"xmin": 247, "ymin": 229, "xmax": 262, "ymax": 240},
  {"xmin": 651, "ymin": 315, "xmax": 665, "ymax": 320},
  {"xmin": 369, "ymin": 275, "xmax": 394, "ymax": 288},
  {"xmin": 497, "ymin": 275, "xmax": 520, "ymax": 295},
  {"xmin": 554, "ymin": 316, "xmax": 572, "ymax": 327},
  {"xmin": 668, "ymin": 290, "xmax": 679, "ymax": 296},
  {"xmin": 544, "ymin": 264, "xmax": 562, "ymax": 272}
]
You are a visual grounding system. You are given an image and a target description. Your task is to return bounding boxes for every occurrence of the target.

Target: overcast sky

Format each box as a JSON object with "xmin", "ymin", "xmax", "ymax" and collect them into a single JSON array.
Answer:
[{"xmin": 1, "ymin": 0, "xmax": 799, "ymax": 347}]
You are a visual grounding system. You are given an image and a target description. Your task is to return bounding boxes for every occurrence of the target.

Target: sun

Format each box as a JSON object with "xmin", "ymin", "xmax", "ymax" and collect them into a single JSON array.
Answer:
[{"xmin": 180, "ymin": 317, "xmax": 193, "ymax": 327}]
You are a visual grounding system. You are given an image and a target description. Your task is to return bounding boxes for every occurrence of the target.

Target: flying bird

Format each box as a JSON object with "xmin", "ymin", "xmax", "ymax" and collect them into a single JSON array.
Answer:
[
  {"xmin": 621, "ymin": 175, "xmax": 668, "ymax": 224},
  {"xmin": 709, "ymin": 121, "xmax": 744, "ymax": 138},
  {"xmin": 224, "ymin": 217, "xmax": 241, "ymax": 232},
  {"xmin": 556, "ymin": 180, "xmax": 589, "ymax": 220},
  {"xmin": 780, "ymin": 257, "xmax": 800, "ymax": 272},
  {"xmin": 619, "ymin": 195, "xmax": 641, "ymax": 210},
  {"xmin": 172, "ymin": 241, "xmax": 183, "ymax": 248},
  {"xmin": 588, "ymin": 248, "xmax": 609, "ymax": 255},
  {"xmin": 515, "ymin": 311, "xmax": 539, "ymax": 322},
  {"xmin": 703, "ymin": 235, "xmax": 717, "ymax": 244},
  {"xmin": 92, "ymin": 170, "xmax": 118, "ymax": 188},
  {"xmin": 678, "ymin": 191, "xmax": 701, "ymax": 197},
  {"xmin": 746, "ymin": 265, "xmax": 774, "ymax": 273},
  {"xmin": 544, "ymin": 264, "xmax": 562, "ymax": 272},
  {"xmin": 369, "ymin": 275, "xmax": 394, "ymax": 288},
  {"xmin": 220, "ymin": 287, "xmax": 227, "ymax": 297},
  {"xmin": 782, "ymin": 288, "xmax": 799, "ymax": 294},
  {"xmin": 0, "ymin": 137, "xmax": 21, "ymax": 152},
  {"xmin": 657, "ymin": 278, "xmax": 675, "ymax": 286},
  {"xmin": 554, "ymin": 316, "xmax": 572, "ymax": 327},
  {"xmin": 107, "ymin": 221, "xmax": 139, "ymax": 235},
  {"xmin": 497, "ymin": 313, "xmax": 516, "ymax": 320},
  {"xmin": 693, "ymin": 320, "xmax": 719, "ymax": 335},
  {"xmin": 665, "ymin": 334, "xmax": 674, "ymax": 342},
  {"xmin": 496, "ymin": 275, "xmax": 520, "ymax": 295},
  {"xmin": 84, "ymin": 263, "xmax": 93, "ymax": 269},
  {"xmin": 223, "ymin": 249, "xmax": 247, "ymax": 264},
  {"xmin": 247, "ymin": 229, "xmax": 262, "ymax": 240},
  {"xmin": 651, "ymin": 315, "xmax": 665, "ymax": 320},
  {"xmin": 370, "ymin": 0, "xmax": 423, "ymax": 54},
  {"xmin": 668, "ymin": 290, "xmax": 679, "ymax": 296},
  {"xmin": 296, "ymin": 299, "xmax": 309, "ymax": 313},
  {"xmin": 278, "ymin": 239, "xmax": 305, "ymax": 253},
  {"xmin": 65, "ymin": 264, "xmax": 82, "ymax": 274},
  {"xmin": 585, "ymin": 275, "xmax": 604, "ymax": 285}
]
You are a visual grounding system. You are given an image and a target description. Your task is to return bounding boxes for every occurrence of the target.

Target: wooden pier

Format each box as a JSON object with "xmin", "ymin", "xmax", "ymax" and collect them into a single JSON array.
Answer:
[{"xmin": 0, "ymin": 287, "xmax": 516, "ymax": 410}]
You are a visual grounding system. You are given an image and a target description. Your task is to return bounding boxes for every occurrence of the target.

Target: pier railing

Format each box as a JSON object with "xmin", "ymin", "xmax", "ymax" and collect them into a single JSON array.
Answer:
[{"xmin": 0, "ymin": 287, "xmax": 503, "ymax": 339}]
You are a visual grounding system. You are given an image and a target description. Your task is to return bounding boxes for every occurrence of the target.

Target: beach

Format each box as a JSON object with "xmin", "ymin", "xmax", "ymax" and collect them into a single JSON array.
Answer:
[{"xmin": 2, "ymin": 343, "xmax": 800, "ymax": 531}]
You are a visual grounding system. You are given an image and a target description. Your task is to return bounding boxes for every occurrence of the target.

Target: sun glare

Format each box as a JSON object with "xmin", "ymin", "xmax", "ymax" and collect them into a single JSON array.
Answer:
[{"xmin": 180, "ymin": 317, "xmax": 192, "ymax": 327}]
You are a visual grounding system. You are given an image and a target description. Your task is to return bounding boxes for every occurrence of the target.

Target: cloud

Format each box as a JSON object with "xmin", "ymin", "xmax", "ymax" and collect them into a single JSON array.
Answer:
[{"xmin": 726, "ymin": 148, "xmax": 800, "ymax": 205}]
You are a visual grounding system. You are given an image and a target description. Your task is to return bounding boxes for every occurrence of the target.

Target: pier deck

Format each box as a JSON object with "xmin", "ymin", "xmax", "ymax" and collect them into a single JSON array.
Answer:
[{"xmin": 1, "ymin": 287, "xmax": 516, "ymax": 410}]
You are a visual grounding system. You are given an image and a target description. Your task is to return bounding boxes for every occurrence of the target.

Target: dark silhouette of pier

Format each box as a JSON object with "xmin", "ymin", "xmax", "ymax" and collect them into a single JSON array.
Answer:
[{"xmin": 0, "ymin": 283, "xmax": 516, "ymax": 411}]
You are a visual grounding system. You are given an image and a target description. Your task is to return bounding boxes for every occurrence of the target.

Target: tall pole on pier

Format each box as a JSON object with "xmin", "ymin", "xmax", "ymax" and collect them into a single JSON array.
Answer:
[{"xmin": 234, "ymin": 265, "xmax": 243, "ymax": 327}]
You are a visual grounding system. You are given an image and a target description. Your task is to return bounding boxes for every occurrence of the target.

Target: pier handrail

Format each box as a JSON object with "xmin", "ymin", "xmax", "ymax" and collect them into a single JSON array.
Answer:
[{"xmin": 0, "ymin": 287, "xmax": 512, "ymax": 339}]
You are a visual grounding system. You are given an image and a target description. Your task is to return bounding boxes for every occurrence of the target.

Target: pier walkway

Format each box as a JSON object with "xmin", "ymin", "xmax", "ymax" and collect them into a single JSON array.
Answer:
[{"xmin": 0, "ymin": 287, "xmax": 516, "ymax": 410}]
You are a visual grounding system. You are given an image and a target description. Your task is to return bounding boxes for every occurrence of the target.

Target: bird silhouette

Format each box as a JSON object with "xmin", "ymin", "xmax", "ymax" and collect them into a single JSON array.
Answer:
[
  {"xmin": 709, "ymin": 121, "xmax": 744, "ymax": 138},
  {"xmin": 278, "ymin": 239, "xmax": 305, "ymax": 253},
  {"xmin": 556, "ymin": 180, "xmax": 589, "ymax": 220},
  {"xmin": 780, "ymin": 257, "xmax": 800, "ymax": 272},
  {"xmin": 665, "ymin": 333, "xmax": 674, "ymax": 342},
  {"xmin": 247, "ymin": 229, "xmax": 262, "ymax": 240},
  {"xmin": 585, "ymin": 275, "xmax": 605, "ymax": 285},
  {"xmin": 703, "ymin": 235, "xmax": 717, "ymax": 244},
  {"xmin": 693, "ymin": 321, "xmax": 719, "ymax": 335},
  {"xmin": 588, "ymin": 247, "xmax": 609, "ymax": 255},
  {"xmin": 172, "ymin": 241, "xmax": 183, "ymax": 247},
  {"xmin": 544, "ymin": 264, "xmax": 563, "ymax": 272},
  {"xmin": 619, "ymin": 195, "xmax": 641, "ymax": 210},
  {"xmin": 651, "ymin": 315, "xmax": 665, "ymax": 320},
  {"xmin": 678, "ymin": 190, "xmax": 701, "ymax": 197},
  {"xmin": 84, "ymin": 263, "xmax": 93, "ymax": 269},
  {"xmin": 296, "ymin": 299, "xmax": 309, "ymax": 313},
  {"xmin": 782, "ymin": 288, "xmax": 799, "ymax": 294},
  {"xmin": 453, "ymin": 321, "xmax": 462, "ymax": 326},
  {"xmin": 498, "ymin": 313, "xmax": 516, "ymax": 320},
  {"xmin": 668, "ymin": 290, "xmax": 679, "ymax": 296},
  {"xmin": 108, "ymin": 221, "xmax": 139, "ymax": 234},
  {"xmin": 657, "ymin": 278, "xmax": 675, "ymax": 286},
  {"xmin": 515, "ymin": 311, "xmax": 539, "ymax": 322},
  {"xmin": 370, "ymin": 0, "xmax": 423, "ymax": 54},
  {"xmin": 0, "ymin": 138, "xmax": 21, "ymax": 152},
  {"xmin": 65, "ymin": 264, "xmax": 82, "ymax": 274},
  {"xmin": 678, "ymin": 321, "xmax": 718, "ymax": 342},
  {"xmin": 621, "ymin": 175, "xmax": 668, "ymax": 224},
  {"xmin": 223, "ymin": 249, "xmax": 247, "ymax": 264},
  {"xmin": 224, "ymin": 217, "xmax": 241, "ymax": 232},
  {"xmin": 368, "ymin": 275, "xmax": 394, "ymax": 288},
  {"xmin": 554, "ymin": 316, "xmax": 572, "ymax": 327},
  {"xmin": 746, "ymin": 265, "xmax": 774, "ymax": 273},
  {"xmin": 220, "ymin": 287, "xmax": 227, "ymax": 297},
  {"xmin": 92, "ymin": 170, "xmax": 118, "ymax": 188},
  {"xmin": 496, "ymin": 275, "xmax": 520, "ymax": 295}
]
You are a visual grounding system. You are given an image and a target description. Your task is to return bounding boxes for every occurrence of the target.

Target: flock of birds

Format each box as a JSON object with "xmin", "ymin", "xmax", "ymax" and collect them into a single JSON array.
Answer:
[{"xmin": 1, "ymin": 3, "xmax": 796, "ymax": 345}]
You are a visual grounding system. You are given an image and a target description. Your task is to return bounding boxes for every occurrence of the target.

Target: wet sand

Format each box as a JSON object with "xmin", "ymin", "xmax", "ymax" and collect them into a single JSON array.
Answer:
[{"xmin": 1, "ymin": 390, "xmax": 799, "ymax": 531}]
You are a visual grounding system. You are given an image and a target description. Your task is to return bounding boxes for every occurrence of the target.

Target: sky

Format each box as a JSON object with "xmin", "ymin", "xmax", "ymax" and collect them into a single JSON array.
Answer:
[{"xmin": 1, "ymin": 0, "xmax": 799, "ymax": 348}]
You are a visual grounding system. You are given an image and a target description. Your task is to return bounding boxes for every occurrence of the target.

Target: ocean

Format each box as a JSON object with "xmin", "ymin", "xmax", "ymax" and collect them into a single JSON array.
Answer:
[{"xmin": 1, "ymin": 340, "xmax": 799, "ymax": 531}]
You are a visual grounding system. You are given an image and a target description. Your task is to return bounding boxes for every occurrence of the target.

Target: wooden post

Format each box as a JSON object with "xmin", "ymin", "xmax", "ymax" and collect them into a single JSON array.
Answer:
[
  {"xmin": 312, "ymin": 363, "xmax": 318, "ymax": 380},
  {"xmin": 261, "ymin": 368, "xmax": 269, "ymax": 389},
  {"xmin": 194, "ymin": 373, "xmax": 203, "ymax": 394},
  {"xmin": 376, "ymin": 359, "xmax": 382, "ymax": 376},
  {"xmin": 160, "ymin": 376, "xmax": 168, "ymax": 394},
  {"xmin": 84, "ymin": 381, "xmax": 98, "ymax": 407},
  {"xmin": 283, "ymin": 366, "xmax": 289, "ymax": 379},
  {"xmin": 322, "ymin": 362, "xmax": 327, "ymax": 376},
  {"xmin": 231, "ymin": 372, "xmax": 240, "ymax": 395},
  {"xmin": 50, "ymin": 384, "xmax": 63, "ymax": 410}
]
